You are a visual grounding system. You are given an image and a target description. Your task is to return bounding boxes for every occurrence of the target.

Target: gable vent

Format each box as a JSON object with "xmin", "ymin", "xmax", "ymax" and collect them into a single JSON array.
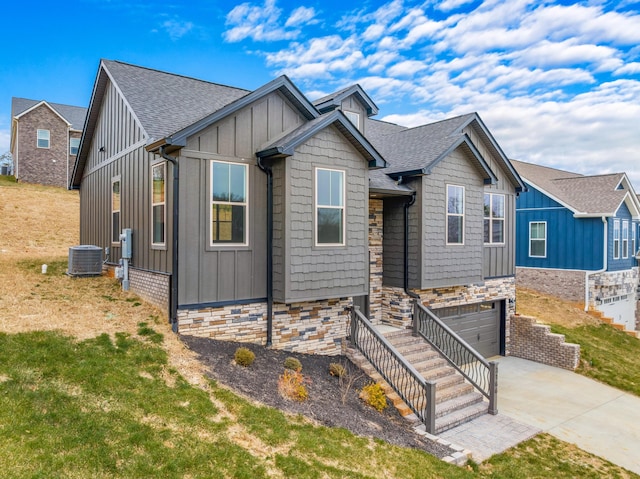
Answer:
[{"xmin": 68, "ymin": 245, "xmax": 103, "ymax": 276}]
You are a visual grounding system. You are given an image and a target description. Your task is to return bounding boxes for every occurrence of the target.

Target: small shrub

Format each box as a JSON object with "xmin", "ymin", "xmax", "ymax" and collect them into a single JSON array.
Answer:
[
  {"xmin": 329, "ymin": 362, "xmax": 346, "ymax": 378},
  {"xmin": 234, "ymin": 347, "xmax": 255, "ymax": 367},
  {"xmin": 278, "ymin": 369, "xmax": 309, "ymax": 401},
  {"xmin": 283, "ymin": 356, "xmax": 302, "ymax": 372},
  {"xmin": 359, "ymin": 382, "xmax": 387, "ymax": 412}
]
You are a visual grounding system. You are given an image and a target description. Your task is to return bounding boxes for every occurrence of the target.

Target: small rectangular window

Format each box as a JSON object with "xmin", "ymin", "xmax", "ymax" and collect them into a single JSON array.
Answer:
[
  {"xmin": 211, "ymin": 161, "xmax": 247, "ymax": 245},
  {"xmin": 484, "ymin": 193, "xmax": 505, "ymax": 244},
  {"xmin": 447, "ymin": 185, "xmax": 464, "ymax": 245},
  {"xmin": 37, "ymin": 129, "xmax": 50, "ymax": 149},
  {"xmin": 316, "ymin": 168, "xmax": 345, "ymax": 245},
  {"xmin": 622, "ymin": 221, "xmax": 629, "ymax": 258},
  {"xmin": 152, "ymin": 163, "xmax": 166, "ymax": 246},
  {"xmin": 112, "ymin": 178, "xmax": 120, "ymax": 244},
  {"xmin": 529, "ymin": 222, "xmax": 546, "ymax": 258},
  {"xmin": 70, "ymin": 138, "xmax": 80, "ymax": 155},
  {"xmin": 613, "ymin": 219, "xmax": 620, "ymax": 259}
]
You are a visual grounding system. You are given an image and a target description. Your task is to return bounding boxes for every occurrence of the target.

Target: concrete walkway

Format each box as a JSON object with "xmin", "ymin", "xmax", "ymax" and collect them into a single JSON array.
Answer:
[
  {"xmin": 496, "ymin": 356, "xmax": 640, "ymax": 475},
  {"xmin": 440, "ymin": 356, "xmax": 640, "ymax": 473}
]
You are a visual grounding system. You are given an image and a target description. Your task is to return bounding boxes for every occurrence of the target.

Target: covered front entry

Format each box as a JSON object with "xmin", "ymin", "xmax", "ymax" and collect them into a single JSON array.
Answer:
[{"xmin": 432, "ymin": 301, "xmax": 503, "ymax": 358}]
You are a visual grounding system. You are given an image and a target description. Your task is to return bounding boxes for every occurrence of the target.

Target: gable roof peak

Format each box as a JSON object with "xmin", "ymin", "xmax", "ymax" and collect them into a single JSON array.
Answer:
[{"xmin": 312, "ymin": 83, "xmax": 379, "ymax": 116}]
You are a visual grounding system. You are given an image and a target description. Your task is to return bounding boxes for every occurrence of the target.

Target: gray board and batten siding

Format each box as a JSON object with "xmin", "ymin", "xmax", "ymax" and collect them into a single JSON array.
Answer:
[
  {"xmin": 179, "ymin": 90, "xmax": 370, "ymax": 306},
  {"xmin": 79, "ymin": 80, "xmax": 172, "ymax": 274}
]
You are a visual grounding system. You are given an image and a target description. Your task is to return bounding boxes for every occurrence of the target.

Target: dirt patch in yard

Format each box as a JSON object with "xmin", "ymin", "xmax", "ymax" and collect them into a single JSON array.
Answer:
[{"xmin": 516, "ymin": 288, "xmax": 601, "ymax": 328}]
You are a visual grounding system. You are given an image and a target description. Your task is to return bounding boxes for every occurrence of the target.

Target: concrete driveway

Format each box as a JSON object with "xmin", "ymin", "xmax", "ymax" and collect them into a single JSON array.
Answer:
[{"xmin": 497, "ymin": 356, "xmax": 640, "ymax": 475}]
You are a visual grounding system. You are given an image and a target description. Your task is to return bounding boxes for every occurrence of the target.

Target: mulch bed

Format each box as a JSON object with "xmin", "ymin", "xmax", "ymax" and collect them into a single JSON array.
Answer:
[{"xmin": 181, "ymin": 336, "xmax": 454, "ymax": 458}]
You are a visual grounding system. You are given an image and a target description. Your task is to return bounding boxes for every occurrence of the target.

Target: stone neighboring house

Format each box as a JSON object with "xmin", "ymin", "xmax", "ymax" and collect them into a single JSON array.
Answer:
[
  {"xmin": 10, "ymin": 98, "xmax": 87, "ymax": 187},
  {"xmin": 71, "ymin": 60, "xmax": 525, "ymax": 359},
  {"xmin": 513, "ymin": 160, "xmax": 640, "ymax": 331}
]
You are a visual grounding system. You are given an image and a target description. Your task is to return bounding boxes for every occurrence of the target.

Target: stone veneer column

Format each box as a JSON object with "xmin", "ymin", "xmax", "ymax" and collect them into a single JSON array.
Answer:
[{"xmin": 368, "ymin": 199, "xmax": 384, "ymax": 323}]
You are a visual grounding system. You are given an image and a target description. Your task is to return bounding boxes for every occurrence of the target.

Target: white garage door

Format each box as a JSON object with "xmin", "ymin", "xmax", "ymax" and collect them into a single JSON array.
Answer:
[
  {"xmin": 598, "ymin": 294, "xmax": 636, "ymax": 331},
  {"xmin": 432, "ymin": 302, "xmax": 501, "ymax": 358}
]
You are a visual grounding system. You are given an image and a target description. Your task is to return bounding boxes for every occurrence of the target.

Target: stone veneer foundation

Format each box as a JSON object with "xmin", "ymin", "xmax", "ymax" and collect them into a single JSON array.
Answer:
[{"xmin": 178, "ymin": 298, "xmax": 352, "ymax": 356}]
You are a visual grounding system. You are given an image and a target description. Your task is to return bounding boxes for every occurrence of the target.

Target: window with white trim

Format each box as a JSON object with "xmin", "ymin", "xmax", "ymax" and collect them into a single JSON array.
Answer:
[
  {"xmin": 446, "ymin": 185, "xmax": 464, "ymax": 244},
  {"xmin": 529, "ymin": 222, "xmax": 546, "ymax": 258},
  {"xmin": 37, "ymin": 129, "xmax": 50, "ymax": 148},
  {"xmin": 152, "ymin": 163, "xmax": 166, "ymax": 246},
  {"xmin": 70, "ymin": 138, "xmax": 80, "ymax": 155},
  {"xmin": 112, "ymin": 178, "xmax": 120, "ymax": 244},
  {"xmin": 622, "ymin": 220, "xmax": 629, "ymax": 258},
  {"xmin": 633, "ymin": 223, "xmax": 637, "ymax": 257},
  {"xmin": 316, "ymin": 168, "xmax": 345, "ymax": 245},
  {"xmin": 211, "ymin": 161, "xmax": 247, "ymax": 245},
  {"xmin": 343, "ymin": 111, "xmax": 360, "ymax": 129},
  {"xmin": 613, "ymin": 219, "xmax": 620, "ymax": 259},
  {"xmin": 484, "ymin": 193, "xmax": 505, "ymax": 244}
]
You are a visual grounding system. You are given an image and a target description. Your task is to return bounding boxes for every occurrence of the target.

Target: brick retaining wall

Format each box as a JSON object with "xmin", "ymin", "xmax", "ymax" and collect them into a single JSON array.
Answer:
[
  {"xmin": 128, "ymin": 268, "xmax": 170, "ymax": 312},
  {"xmin": 510, "ymin": 314, "xmax": 580, "ymax": 370}
]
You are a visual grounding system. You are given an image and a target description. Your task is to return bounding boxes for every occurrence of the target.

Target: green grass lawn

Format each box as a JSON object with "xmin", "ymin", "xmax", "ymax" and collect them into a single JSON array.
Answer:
[
  {"xmin": 551, "ymin": 323, "xmax": 640, "ymax": 397},
  {"xmin": 1, "ymin": 328, "xmax": 637, "ymax": 478}
]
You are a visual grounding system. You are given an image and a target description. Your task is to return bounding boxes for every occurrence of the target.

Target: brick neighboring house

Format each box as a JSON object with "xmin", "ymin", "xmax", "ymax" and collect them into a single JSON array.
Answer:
[{"xmin": 10, "ymin": 98, "xmax": 87, "ymax": 187}]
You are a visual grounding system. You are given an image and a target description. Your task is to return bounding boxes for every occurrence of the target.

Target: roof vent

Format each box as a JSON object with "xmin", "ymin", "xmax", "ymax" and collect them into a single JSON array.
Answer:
[{"xmin": 68, "ymin": 245, "xmax": 103, "ymax": 276}]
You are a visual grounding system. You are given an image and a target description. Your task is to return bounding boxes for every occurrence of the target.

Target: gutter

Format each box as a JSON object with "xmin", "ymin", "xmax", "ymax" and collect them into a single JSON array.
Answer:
[
  {"xmin": 585, "ymin": 217, "xmax": 608, "ymax": 312},
  {"xmin": 404, "ymin": 191, "xmax": 420, "ymax": 301},
  {"xmin": 257, "ymin": 157, "xmax": 273, "ymax": 346},
  {"xmin": 159, "ymin": 146, "xmax": 180, "ymax": 333}
]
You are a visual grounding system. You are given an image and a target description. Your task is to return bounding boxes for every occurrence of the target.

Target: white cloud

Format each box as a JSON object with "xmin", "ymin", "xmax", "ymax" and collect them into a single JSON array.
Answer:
[
  {"xmin": 436, "ymin": 0, "xmax": 476, "ymax": 12},
  {"xmin": 387, "ymin": 60, "xmax": 427, "ymax": 76},
  {"xmin": 285, "ymin": 6, "xmax": 317, "ymax": 28},
  {"xmin": 224, "ymin": 0, "xmax": 315, "ymax": 42},
  {"xmin": 160, "ymin": 18, "xmax": 194, "ymax": 40},
  {"xmin": 614, "ymin": 62, "xmax": 640, "ymax": 75}
]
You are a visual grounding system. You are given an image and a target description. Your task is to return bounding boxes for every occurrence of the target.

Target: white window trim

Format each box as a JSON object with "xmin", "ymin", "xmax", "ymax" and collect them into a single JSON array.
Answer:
[
  {"xmin": 613, "ymin": 219, "xmax": 620, "ymax": 259},
  {"xmin": 632, "ymin": 223, "xmax": 637, "ymax": 257},
  {"xmin": 315, "ymin": 167, "xmax": 346, "ymax": 247},
  {"xmin": 622, "ymin": 220, "xmax": 629, "ymax": 259},
  {"xmin": 446, "ymin": 184, "xmax": 465, "ymax": 246},
  {"xmin": 69, "ymin": 137, "xmax": 80, "ymax": 156},
  {"xmin": 529, "ymin": 221, "xmax": 547, "ymax": 258},
  {"xmin": 484, "ymin": 193, "xmax": 506, "ymax": 245},
  {"xmin": 151, "ymin": 162, "xmax": 166, "ymax": 248},
  {"xmin": 37, "ymin": 129, "xmax": 50, "ymax": 149},
  {"xmin": 210, "ymin": 160, "xmax": 249, "ymax": 247},
  {"xmin": 111, "ymin": 176, "xmax": 121, "ymax": 246}
]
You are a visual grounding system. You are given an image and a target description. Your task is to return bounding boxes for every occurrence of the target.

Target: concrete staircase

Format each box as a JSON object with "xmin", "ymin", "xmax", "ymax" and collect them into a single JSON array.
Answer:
[{"xmin": 348, "ymin": 328, "xmax": 489, "ymax": 434}]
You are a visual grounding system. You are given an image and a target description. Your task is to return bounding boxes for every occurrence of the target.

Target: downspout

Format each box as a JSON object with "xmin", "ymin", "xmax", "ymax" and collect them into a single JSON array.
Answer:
[
  {"xmin": 257, "ymin": 157, "xmax": 273, "ymax": 346},
  {"xmin": 585, "ymin": 216, "xmax": 608, "ymax": 312},
  {"xmin": 160, "ymin": 146, "xmax": 179, "ymax": 333},
  {"xmin": 404, "ymin": 191, "xmax": 420, "ymax": 300}
]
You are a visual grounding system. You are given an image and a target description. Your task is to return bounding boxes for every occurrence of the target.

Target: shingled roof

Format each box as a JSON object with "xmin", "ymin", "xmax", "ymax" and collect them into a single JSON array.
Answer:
[
  {"xmin": 12, "ymin": 97, "xmax": 87, "ymax": 130},
  {"xmin": 511, "ymin": 160, "xmax": 640, "ymax": 217}
]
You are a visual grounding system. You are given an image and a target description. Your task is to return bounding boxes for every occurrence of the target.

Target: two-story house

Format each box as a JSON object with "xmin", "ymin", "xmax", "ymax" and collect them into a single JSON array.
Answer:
[
  {"xmin": 10, "ymin": 98, "xmax": 87, "ymax": 187},
  {"xmin": 71, "ymin": 60, "xmax": 525, "ymax": 360},
  {"xmin": 513, "ymin": 160, "xmax": 640, "ymax": 331}
]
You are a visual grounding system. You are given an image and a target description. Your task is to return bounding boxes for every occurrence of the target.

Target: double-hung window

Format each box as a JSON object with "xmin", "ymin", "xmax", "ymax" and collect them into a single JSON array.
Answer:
[
  {"xmin": 529, "ymin": 222, "xmax": 546, "ymax": 257},
  {"xmin": 633, "ymin": 223, "xmax": 637, "ymax": 257},
  {"xmin": 613, "ymin": 219, "xmax": 620, "ymax": 259},
  {"xmin": 622, "ymin": 221, "xmax": 629, "ymax": 258},
  {"xmin": 37, "ymin": 129, "xmax": 50, "ymax": 148},
  {"xmin": 484, "ymin": 193, "xmax": 505, "ymax": 244},
  {"xmin": 211, "ymin": 161, "xmax": 247, "ymax": 245},
  {"xmin": 152, "ymin": 163, "xmax": 166, "ymax": 246},
  {"xmin": 446, "ymin": 185, "xmax": 464, "ymax": 244},
  {"xmin": 112, "ymin": 178, "xmax": 121, "ymax": 244},
  {"xmin": 316, "ymin": 168, "xmax": 345, "ymax": 245},
  {"xmin": 70, "ymin": 138, "xmax": 80, "ymax": 155}
]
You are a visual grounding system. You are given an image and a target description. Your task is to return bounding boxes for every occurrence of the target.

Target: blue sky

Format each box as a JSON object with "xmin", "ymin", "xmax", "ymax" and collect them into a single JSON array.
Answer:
[{"xmin": 2, "ymin": 0, "xmax": 640, "ymax": 187}]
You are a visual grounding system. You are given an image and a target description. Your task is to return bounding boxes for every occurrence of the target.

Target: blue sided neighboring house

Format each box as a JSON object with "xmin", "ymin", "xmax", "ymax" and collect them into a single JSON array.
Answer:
[{"xmin": 513, "ymin": 160, "xmax": 640, "ymax": 332}]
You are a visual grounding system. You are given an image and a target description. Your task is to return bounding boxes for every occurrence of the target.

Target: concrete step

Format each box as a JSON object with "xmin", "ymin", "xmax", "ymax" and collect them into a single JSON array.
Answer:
[
  {"xmin": 435, "ymin": 391, "xmax": 485, "ymax": 418},
  {"xmin": 435, "ymin": 401, "xmax": 489, "ymax": 434}
]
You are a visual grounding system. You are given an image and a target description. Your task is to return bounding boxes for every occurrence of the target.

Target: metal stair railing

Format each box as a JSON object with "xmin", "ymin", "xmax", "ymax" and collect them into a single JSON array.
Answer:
[
  {"xmin": 413, "ymin": 302, "xmax": 498, "ymax": 415},
  {"xmin": 349, "ymin": 306, "xmax": 437, "ymax": 433}
]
